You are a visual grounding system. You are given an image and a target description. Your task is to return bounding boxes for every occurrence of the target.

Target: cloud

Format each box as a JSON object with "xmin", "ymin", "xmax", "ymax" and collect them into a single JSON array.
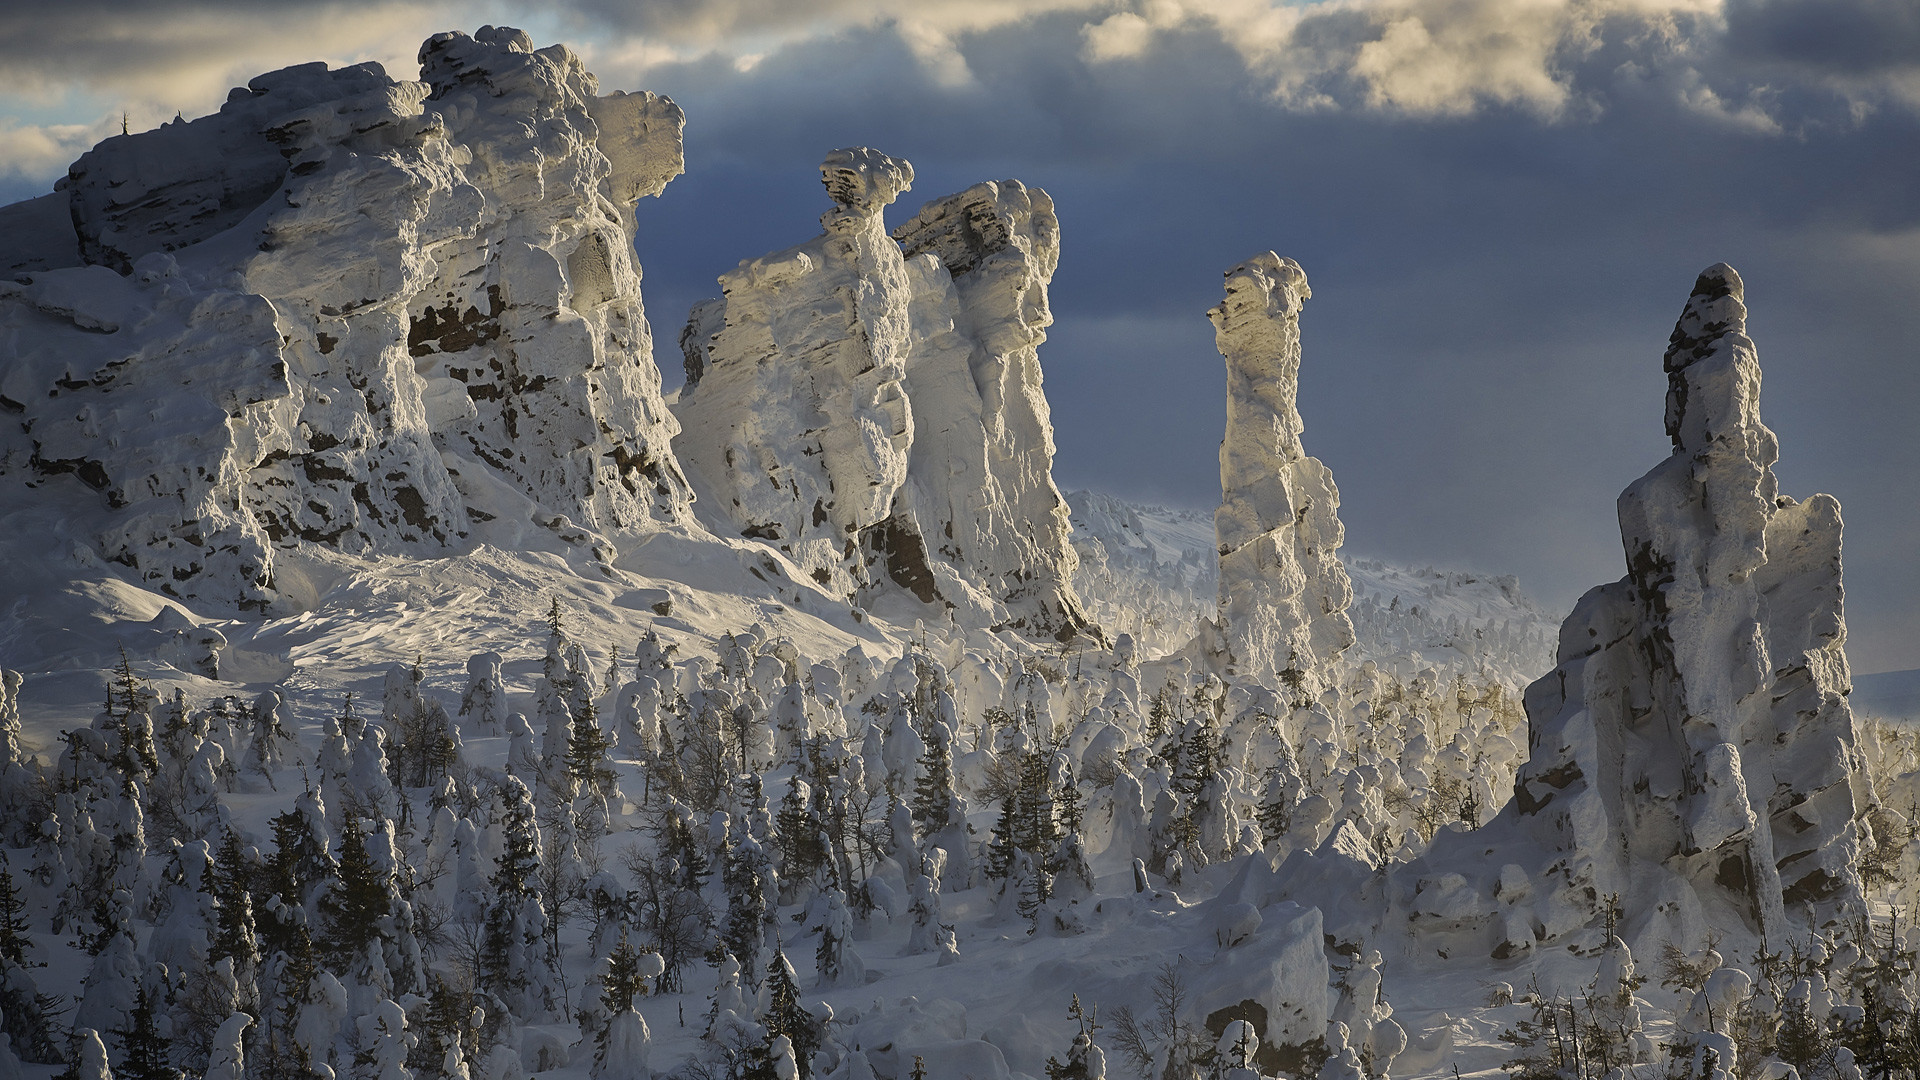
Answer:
[
  {"xmin": 1725, "ymin": 0, "xmax": 1920, "ymax": 73},
  {"xmin": 560, "ymin": 0, "xmax": 1106, "ymax": 45},
  {"xmin": 0, "ymin": 118, "xmax": 110, "ymax": 187},
  {"xmin": 1072, "ymin": 0, "xmax": 1738, "ymax": 119},
  {"xmin": 0, "ymin": 1, "xmax": 478, "ymax": 191}
]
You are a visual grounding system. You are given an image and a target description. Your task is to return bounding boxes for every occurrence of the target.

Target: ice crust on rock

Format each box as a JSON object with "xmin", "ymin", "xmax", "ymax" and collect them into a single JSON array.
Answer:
[
  {"xmin": 1202, "ymin": 254, "xmax": 1355, "ymax": 693},
  {"xmin": 1476, "ymin": 264, "xmax": 1872, "ymax": 945},
  {"xmin": 673, "ymin": 148, "xmax": 918, "ymax": 604},
  {"xmin": 0, "ymin": 26, "xmax": 692, "ymax": 607},
  {"xmin": 892, "ymin": 179, "xmax": 1087, "ymax": 641},
  {"xmin": 674, "ymin": 151, "xmax": 1087, "ymax": 640}
]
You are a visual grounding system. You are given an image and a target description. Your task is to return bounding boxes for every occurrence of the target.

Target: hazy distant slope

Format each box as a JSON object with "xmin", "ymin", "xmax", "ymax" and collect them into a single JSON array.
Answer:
[{"xmin": 1066, "ymin": 489, "xmax": 1558, "ymax": 683}]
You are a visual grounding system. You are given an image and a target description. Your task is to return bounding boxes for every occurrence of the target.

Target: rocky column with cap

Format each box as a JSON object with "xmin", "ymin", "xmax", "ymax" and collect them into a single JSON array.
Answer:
[
  {"xmin": 889, "ymin": 180, "xmax": 1092, "ymax": 642},
  {"xmin": 1203, "ymin": 253, "xmax": 1355, "ymax": 695},
  {"xmin": 674, "ymin": 149, "xmax": 919, "ymax": 599},
  {"xmin": 1512, "ymin": 263, "xmax": 1870, "ymax": 940}
]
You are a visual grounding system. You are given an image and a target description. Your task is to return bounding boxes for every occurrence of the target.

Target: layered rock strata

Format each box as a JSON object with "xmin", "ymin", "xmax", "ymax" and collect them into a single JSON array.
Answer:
[
  {"xmin": 0, "ymin": 27, "xmax": 691, "ymax": 607},
  {"xmin": 1510, "ymin": 263, "xmax": 1870, "ymax": 940},
  {"xmin": 674, "ymin": 152, "xmax": 1087, "ymax": 640},
  {"xmin": 1203, "ymin": 254, "xmax": 1355, "ymax": 695}
]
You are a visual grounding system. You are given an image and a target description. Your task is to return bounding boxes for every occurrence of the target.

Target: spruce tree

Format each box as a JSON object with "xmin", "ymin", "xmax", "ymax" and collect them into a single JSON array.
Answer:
[
  {"xmin": 0, "ymin": 855, "xmax": 29, "ymax": 966},
  {"xmin": 721, "ymin": 832, "xmax": 769, "ymax": 981},
  {"xmin": 260, "ymin": 803, "xmax": 334, "ymax": 955},
  {"xmin": 479, "ymin": 778, "xmax": 551, "ymax": 1016},
  {"xmin": 1014, "ymin": 751, "xmax": 1057, "ymax": 858},
  {"xmin": 600, "ymin": 933, "xmax": 643, "ymax": 1018},
  {"xmin": 911, "ymin": 732, "xmax": 954, "ymax": 838},
  {"xmin": 259, "ymin": 926, "xmax": 319, "ymax": 1080},
  {"xmin": 762, "ymin": 946, "xmax": 817, "ymax": 1080},
  {"xmin": 209, "ymin": 830, "xmax": 261, "ymax": 982},
  {"xmin": 774, "ymin": 775, "xmax": 825, "ymax": 891},
  {"xmin": 986, "ymin": 792, "xmax": 1020, "ymax": 882},
  {"xmin": 319, "ymin": 817, "xmax": 387, "ymax": 966},
  {"xmin": 1055, "ymin": 764, "xmax": 1084, "ymax": 838},
  {"xmin": 411, "ymin": 977, "xmax": 477, "ymax": 1078},
  {"xmin": 565, "ymin": 698, "xmax": 613, "ymax": 799},
  {"xmin": 113, "ymin": 980, "xmax": 180, "ymax": 1080}
]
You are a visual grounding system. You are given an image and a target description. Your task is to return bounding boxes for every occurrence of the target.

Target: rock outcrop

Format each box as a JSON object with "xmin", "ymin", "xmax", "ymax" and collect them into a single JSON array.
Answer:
[
  {"xmin": 674, "ymin": 152, "xmax": 1087, "ymax": 641},
  {"xmin": 1487, "ymin": 264, "xmax": 1870, "ymax": 945},
  {"xmin": 1202, "ymin": 254, "xmax": 1355, "ymax": 695},
  {"xmin": 892, "ymin": 180, "xmax": 1085, "ymax": 642},
  {"xmin": 0, "ymin": 27, "xmax": 692, "ymax": 607}
]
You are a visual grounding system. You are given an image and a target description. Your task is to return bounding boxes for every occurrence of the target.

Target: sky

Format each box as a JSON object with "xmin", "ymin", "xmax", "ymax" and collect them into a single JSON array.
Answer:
[{"xmin": 2, "ymin": 0, "xmax": 1918, "ymax": 670}]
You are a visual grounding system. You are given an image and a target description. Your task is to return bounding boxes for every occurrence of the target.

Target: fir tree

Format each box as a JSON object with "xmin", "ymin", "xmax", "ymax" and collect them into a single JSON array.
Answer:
[
  {"xmin": 319, "ymin": 817, "xmax": 387, "ymax": 966},
  {"xmin": 565, "ymin": 698, "xmax": 613, "ymax": 799},
  {"xmin": 0, "ymin": 855, "xmax": 30, "ymax": 967},
  {"xmin": 112, "ymin": 980, "xmax": 180, "ymax": 1080},
  {"xmin": 911, "ymin": 730, "xmax": 955, "ymax": 837}
]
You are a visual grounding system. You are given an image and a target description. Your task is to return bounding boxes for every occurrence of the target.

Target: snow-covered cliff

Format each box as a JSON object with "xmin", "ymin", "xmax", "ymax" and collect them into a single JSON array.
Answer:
[
  {"xmin": 1201, "ymin": 254, "xmax": 1355, "ymax": 695},
  {"xmin": 673, "ymin": 148, "xmax": 919, "ymax": 604},
  {"xmin": 0, "ymin": 26, "xmax": 691, "ymax": 609},
  {"xmin": 1423, "ymin": 264, "xmax": 1873, "ymax": 956},
  {"xmin": 675, "ymin": 152, "xmax": 1087, "ymax": 640},
  {"xmin": 892, "ymin": 180, "xmax": 1085, "ymax": 642}
]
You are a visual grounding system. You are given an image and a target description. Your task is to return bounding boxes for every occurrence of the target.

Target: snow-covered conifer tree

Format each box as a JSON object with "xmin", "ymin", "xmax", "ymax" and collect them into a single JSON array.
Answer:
[
  {"xmin": 247, "ymin": 691, "xmax": 297, "ymax": 784},
  {"xmin": 70, "ymin": 1029, "xmax": 112, "ymax": 1080},
  {"xmin": 360, "ymin": 999, "xmax": 415, "ymax": 1080},
  {"xmin": 479, "ymin": 778, "xmax": 559, "ymax": 1020},
  {"xmin": 722, "ymin": 825, "xmax": 773, "ymax": 981},
  {"xmin": 459, "ymin": 653, "xmax": 511, "ymax": 737},
  {"xmin": 202, "ymin": 1014, "xmax": 251, "ymax": 1080},
  {"xmin": 812, "ymin": 886, "xmax": 864, "ymax": 990}
]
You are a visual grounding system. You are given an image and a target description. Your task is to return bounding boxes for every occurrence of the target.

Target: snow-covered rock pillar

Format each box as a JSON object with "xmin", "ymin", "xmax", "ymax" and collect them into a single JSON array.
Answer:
[
  {"xmin": 674, "ymin": 148, "xmax": 917, "ymax": 600},
  {"xmin": 1514, "ymin": 263, "xmax": 1870, "ymax": 939},
  {"xmin": 1204, "ymin": 253, "xmax": 1355, "ymax": 694},
  {"xmin": 891, "ymin": 180, "xmax": 1090, "ymax": 642}
]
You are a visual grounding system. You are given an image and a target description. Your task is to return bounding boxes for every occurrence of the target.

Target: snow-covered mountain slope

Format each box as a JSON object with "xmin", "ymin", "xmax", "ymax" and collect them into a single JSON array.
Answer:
[
  {"xmin": 1066, "ymin": 490, "xmax": 1558, "ymax": 687},
  {"xmin": 0, "ymin": 24, "xmax": 1901, "ymax": 1080},
  {"xmin": 1853, "ymin": 668, "xmax": 1920, "ymax": 724}
]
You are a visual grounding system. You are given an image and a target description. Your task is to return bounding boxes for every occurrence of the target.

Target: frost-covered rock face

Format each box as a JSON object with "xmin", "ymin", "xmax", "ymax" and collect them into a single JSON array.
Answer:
[
  {"xmin": 674, "ymin": 148, "xmax": 917, "ymax": 601},
  {"xmin": 675, "ymin": 153, "xmax": 1087, "ymax": 641},
  {"xmin": 892, "ymin": 180, "xmax": 1086, "ymax": 641},
  {"xmin": 0, "ymin": 26, "xmax": 691, "ymax": 607},
  {"xmin": 1203, "ymin": 254, "xmax": 1355, "ymax": 693},
  {"xmin": 1509, "ymin": 264, "xmax": 1869, "ymax": 940}
]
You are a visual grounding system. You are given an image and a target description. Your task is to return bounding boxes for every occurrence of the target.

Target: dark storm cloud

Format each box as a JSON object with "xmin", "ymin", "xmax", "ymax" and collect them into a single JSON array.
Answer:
[{"xmin": 1725, "ymin": 0, "xmax": 1920, "ymax": 73}]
